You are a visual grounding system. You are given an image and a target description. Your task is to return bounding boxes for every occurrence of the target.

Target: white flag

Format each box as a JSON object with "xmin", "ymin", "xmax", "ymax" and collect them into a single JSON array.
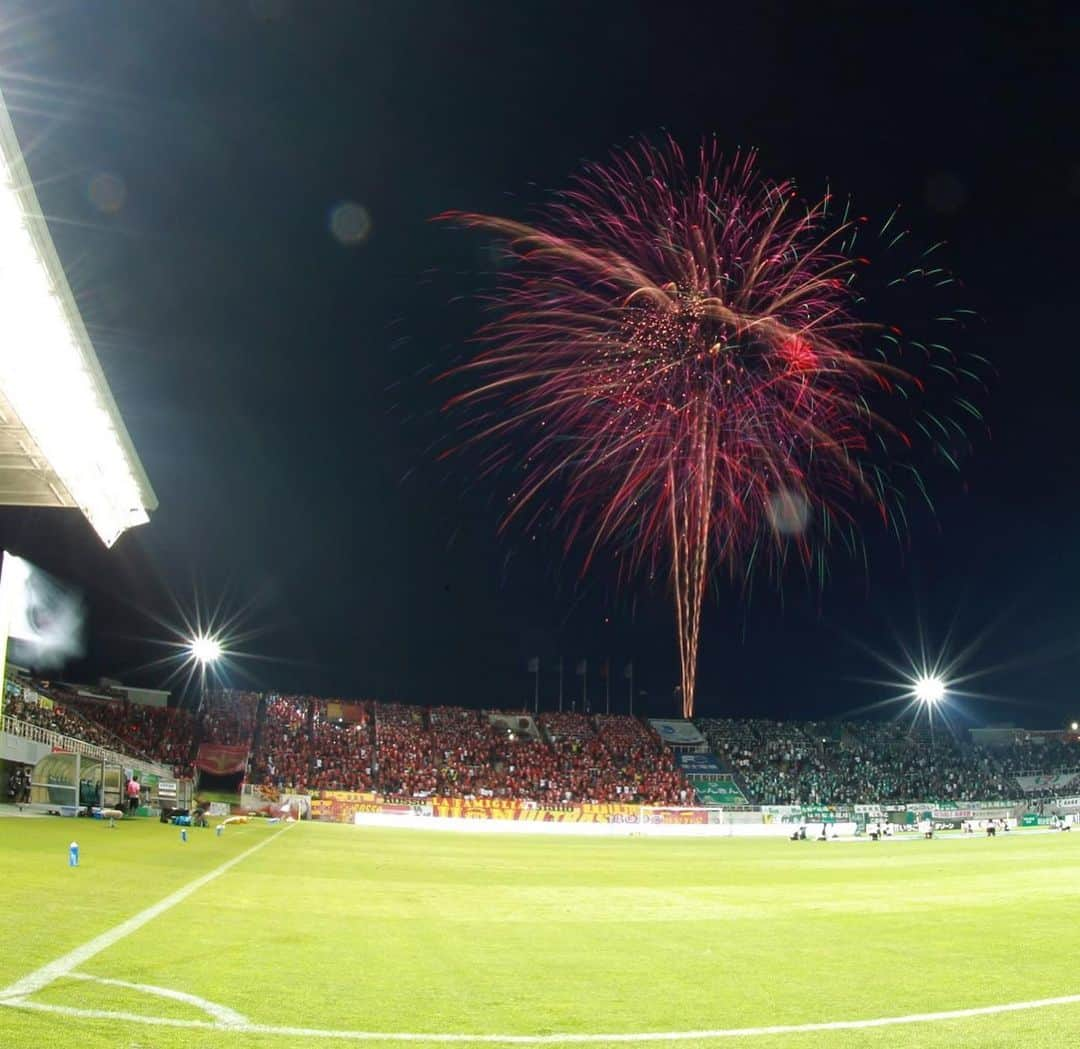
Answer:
[{"xmin": 2, "ymin": 553, "xmax": 85, "ymax": 669}]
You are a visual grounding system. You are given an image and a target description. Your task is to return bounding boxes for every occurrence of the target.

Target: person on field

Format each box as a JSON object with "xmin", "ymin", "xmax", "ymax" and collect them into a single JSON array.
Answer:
[{"xmin": 126, "ymin": 775, "xmax": 141, "ymax": 813}]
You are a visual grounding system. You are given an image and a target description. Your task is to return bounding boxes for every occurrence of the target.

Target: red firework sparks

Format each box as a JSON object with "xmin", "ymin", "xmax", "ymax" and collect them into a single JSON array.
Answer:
[{"xmin": 439, "ymin": 138, "xmax": 979, "ymax": 717}]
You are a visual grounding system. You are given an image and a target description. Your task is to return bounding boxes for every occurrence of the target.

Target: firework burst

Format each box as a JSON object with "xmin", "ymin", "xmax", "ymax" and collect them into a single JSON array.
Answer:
[{"xmin": 440, "ymin": 138, "xmax": 983, "ymax": 717}]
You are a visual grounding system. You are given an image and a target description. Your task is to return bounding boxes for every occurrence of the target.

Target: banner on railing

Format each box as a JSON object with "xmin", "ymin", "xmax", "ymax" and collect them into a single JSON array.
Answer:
[
  {"xmin": 1015, "ymin": 773, "xmax": 1080, "ymax": 792},
  {"xmin": 431, "ymin": 798, "xmax": 642, "ymax": 823},
  {"xmin": 649, "ymin": 719, "xmax": 706, "ymax": 745},
  {"xmin": 326, "ymin": 702, "xmax": 366, "ymax": 723},
  {"xmin": 692, "ymin": 779, "xmax": 746, "ymax": 805},
  {"xmin": 311, "ymin": 792, "xmax": 655, "ymax": 824},
  {"xmin": 310, "ymin": 791, "xmax": 379, "ymax": 822},
  {"xmin": 640, "ymin": 807, "xmax": 711, "ymax": 825},
  {"xmin": 677, "ymin": 752, "xmax": 724, "ymax": 775},
  {"xmin": 195, "ymin": 744, "xmax": 248, "ymax": 775}
]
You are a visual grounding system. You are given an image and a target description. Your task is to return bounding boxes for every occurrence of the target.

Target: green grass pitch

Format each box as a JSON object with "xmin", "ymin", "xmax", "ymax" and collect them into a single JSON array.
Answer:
[{"xmin": 1, "ymin": 816, "xmax": 1078, "ymax": 1049}]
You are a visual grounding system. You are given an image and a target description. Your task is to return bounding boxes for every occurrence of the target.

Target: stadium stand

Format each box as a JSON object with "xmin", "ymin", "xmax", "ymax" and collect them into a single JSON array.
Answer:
[
  {"xmin": 694, "ymin": 717, "xmax": 1068, "ymax": 804},
  {"xmin": 198, "ymin": 690, "xmax": 259, "ymax": 746},
  {"xmin": 374, "ymin": 702, "xmax": 437, "ymax": 796},
  {"xmin": 243, "ymin": 702, "xmax": 694, "ymax": 804},
  {"xmin": 4, "ymin": 680, "xmax": 195, "ymax": 776},
  {"xmin": 7, "ymin": 675, "xmax": 1080, "ymax": 808},
  {"xmin": 66, "ymin": 696, "xmax": 196, "ymax": 778},
  {"xmin": 249, "ymin": 697, "xmax": 375, "ymax": 793},
  {"xmin": 5, "ymin": 691, "xmax": 136, "ymax": 755}
]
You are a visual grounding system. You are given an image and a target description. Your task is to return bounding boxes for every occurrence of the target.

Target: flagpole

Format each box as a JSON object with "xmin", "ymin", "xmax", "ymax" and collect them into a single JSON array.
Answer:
[
  {"xmin": 629, "ymin": 662, "xmax": 634, "ymax": 717},
  {"xmin": 534, "ymin": 661, "xmax": 540, "ymax": 714},
  {"xmin": 605, "ymin": 658, "xmax": 611, "ymax": 715},
  {"xmin": 582, "ymin": 660, "xmax": 587, "ymax": 713},
  {"xmin": 558, "ymin": 656, "xmax": 564, "ymax": 712}
]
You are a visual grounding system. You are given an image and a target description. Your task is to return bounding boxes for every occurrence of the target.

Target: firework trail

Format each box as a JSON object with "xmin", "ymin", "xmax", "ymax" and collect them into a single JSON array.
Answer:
[{"xmin": 439, "ymin": 138, "xmax": 983, "ymax": 717}]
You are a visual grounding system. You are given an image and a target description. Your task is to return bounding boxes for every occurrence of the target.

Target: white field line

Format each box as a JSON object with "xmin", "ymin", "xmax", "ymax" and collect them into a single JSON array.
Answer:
[
  {"xmin": 2, "ymin": 991, "xmax": 1080, "ymax": 1042},
  {"xmin": 66, "ymin": 971, "xmax": 248, "ymax": 1026},
  {"xmin": 0, "ymin": 824, "xmax": 289, "ymax": 1002}
]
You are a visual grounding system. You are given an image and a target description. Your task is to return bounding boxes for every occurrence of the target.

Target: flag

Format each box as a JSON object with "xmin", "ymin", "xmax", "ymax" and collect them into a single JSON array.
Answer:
[
  {"xmin": 599, "ymin": 659, "xmax": 609, "ymax": 679},
  {"xmin": 623, "ymin": 661, "xmax": 634, "ymax": 679},
  {"xmin": 195, "ymin": 744, "xmax": 249, "ymax": 776},
  {"xmin": 0, "ymin": 553, "xmax": 85, "ymax": 675},
  {"xmin": 575, "ymin": 658, "xmax": 587, "ymax": 676},
  {"xmin": 526, "ymin": 656, "xmax": 540, "ymax": 673}
]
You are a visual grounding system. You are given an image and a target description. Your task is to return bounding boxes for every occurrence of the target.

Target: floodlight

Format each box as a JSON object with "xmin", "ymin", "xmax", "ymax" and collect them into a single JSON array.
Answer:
[
  {"xmin": 0, "ymin": 87, "xmax": 156, "ymax": 546},
  {"xmin": 189, "ymin": 635, "xmax": 223, "ymax": 666},
  {"xmin": 914, "ymin": 675, "xmax": 945, "ymax": 704},
  {"xmin": 1071, "ymin": 721, "xmax": 1079, "ymax": 732}
]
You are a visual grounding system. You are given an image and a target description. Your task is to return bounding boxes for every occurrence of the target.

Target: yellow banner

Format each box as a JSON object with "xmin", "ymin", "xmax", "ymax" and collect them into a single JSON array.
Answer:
[{"xmin": 311, "ymin": 790, "xmax": 652, "ymax": 825}]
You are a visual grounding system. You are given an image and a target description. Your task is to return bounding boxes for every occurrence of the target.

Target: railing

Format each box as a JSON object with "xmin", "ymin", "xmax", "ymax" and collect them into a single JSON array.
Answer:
[
  {"xmin": 1012, "ymin": 767, "xmax": 1080, "ymax": 778},
  {"xmin": 1, "ymin": 715, "xmax": 173, "ymax": 780}
]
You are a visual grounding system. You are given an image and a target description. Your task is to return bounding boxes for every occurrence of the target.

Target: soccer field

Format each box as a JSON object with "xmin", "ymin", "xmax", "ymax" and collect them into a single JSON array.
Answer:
[{"xmin": 1, "ymin": 818, "xmax": 1078, "ymax": 1049}]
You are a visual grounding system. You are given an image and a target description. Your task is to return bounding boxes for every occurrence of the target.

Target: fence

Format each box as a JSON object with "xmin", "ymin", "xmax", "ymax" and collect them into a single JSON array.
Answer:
[{"xmin": 1, "ymin": 714, "xmax": 174, "ymax": 782}]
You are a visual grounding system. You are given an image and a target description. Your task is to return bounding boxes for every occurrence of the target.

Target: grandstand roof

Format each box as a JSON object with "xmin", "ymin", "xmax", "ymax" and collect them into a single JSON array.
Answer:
[{"xmin": 0, "ymin": 87, "xmax": 157, "ymax": 547}]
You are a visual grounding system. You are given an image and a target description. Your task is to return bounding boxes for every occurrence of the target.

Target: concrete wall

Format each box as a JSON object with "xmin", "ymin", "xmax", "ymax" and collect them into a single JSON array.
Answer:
[{"xmin": 0, "ymin": 731, "xmax": 51, "ymax": 765}]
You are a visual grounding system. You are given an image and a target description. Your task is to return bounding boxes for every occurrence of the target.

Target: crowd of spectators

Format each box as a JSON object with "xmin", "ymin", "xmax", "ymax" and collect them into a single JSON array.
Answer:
[
  {"xmin": 994, "ymin": 737, "xmax": 1080, "ymax": 781},
  {"xmin": 836, "ymin": 722, "xmax": 1012, "ymax": 803},
  {"xmin": 5, "ymin": 681, "xmax": 198, "ymax": 777},
  {"xmin": 67, "ymin": 697, "xmax": 196, "ymax": 777},
  {"xmin": 5, "ymin": 691, "xmax": 137, "ymax": 756},
  {"xmin": 251, "ymin": 697, "xmax": 374, "ymax": 793},
  {"xmin": 375, "ymin": 702, "xmax": 436, "ymax": 796},
  {"xmin": 296, "ymin": 705, "xmax": 696, "ymax": 805},
  {"xmin": 697, "ymin": 717, "xmax": 1080, "ymax": 805},
  {"xmin": 593, "ymin": 714, "xmax": 692, "ymax": 804},
  {"xmin": 539, "ymin": 711, "xmax": 596, "ymax": 747},
  {"xmin": 307, "ymin": 703, "xmax": 374, "ymax": 791},
  {"xmin": 700, "ymin": 718, "xmax": 834, "ymax": 805},
  {"xmin": 198, "ymin": 690, "xmax": 258, "ymax": 746},
  {"xmin": 10, "ymin": 674, "xmax": 1080, "ymax": 809},
  {"xmin": 250, "ymin": 696, "xmax": 310, "ymax": 790}
]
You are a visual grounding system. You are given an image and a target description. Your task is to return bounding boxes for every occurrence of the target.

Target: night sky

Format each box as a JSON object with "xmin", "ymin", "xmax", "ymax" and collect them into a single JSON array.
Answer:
[{"xmin": 1, "ymin": 2, "xmax": 1078, "ymax": 725}]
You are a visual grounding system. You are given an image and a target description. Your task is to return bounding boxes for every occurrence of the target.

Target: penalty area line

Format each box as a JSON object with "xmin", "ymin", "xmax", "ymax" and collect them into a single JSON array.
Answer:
[
  {"xmin": 0, "ymin": 823, "xmax": 291, "ymax": 1003},
  {"xmin": 2, "ymin": 990, "xmax": 1080, "ymax": 1042}
]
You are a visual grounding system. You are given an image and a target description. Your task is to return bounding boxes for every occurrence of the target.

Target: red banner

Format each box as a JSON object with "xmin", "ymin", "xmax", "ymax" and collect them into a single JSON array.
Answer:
[{"xmin": 195, "ymin": 744, "xmax": 248, "ymax": 775}]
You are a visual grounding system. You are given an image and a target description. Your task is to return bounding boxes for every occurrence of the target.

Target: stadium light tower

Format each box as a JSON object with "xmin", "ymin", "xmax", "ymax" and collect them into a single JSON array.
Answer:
[
  {"xmin": 0, "ymin": 86, "xmax": 157, "ymax": 545},
  {"xmin": 914, "ymin": 675, "xmax": 946, "ymax": 705}
]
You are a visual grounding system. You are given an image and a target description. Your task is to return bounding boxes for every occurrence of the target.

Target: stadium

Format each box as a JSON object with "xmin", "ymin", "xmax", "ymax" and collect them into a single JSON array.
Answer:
[{"xmin": 1, "ymin": 7, "xmax": 1079, "ymax": 1049}]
